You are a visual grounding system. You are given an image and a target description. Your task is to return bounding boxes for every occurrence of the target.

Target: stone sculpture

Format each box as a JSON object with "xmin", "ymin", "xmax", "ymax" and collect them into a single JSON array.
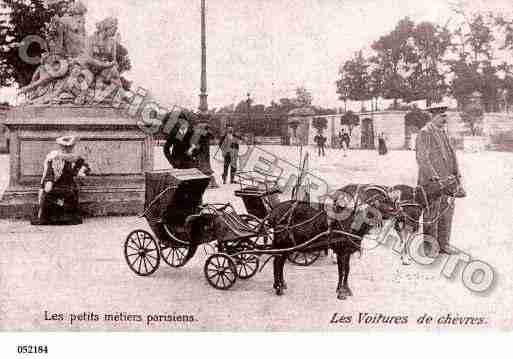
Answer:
[{"xmin": 19, "ymin": 1, "xmax": 127, "ymax": 107}]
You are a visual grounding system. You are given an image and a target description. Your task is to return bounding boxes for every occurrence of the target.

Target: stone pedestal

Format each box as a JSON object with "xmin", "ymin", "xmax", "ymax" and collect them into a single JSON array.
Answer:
[{"xmin": 0, "ymin": 106, "xmax": 154, "ymax": 219}]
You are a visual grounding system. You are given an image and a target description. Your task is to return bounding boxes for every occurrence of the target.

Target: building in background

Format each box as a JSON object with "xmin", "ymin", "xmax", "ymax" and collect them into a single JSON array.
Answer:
[{"xmin": 0, "ymin": 105, "xmax": 9, "ymax": 153}]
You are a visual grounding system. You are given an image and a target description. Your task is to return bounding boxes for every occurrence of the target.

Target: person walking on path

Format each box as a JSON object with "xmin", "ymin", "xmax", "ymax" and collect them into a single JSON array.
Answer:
[
  {"xmin": 314, "ymin": 133, "xmax": 326, "ymax": 157},
  {"xmin": 416, "ymin": 105, "xmax": 466, "ymax": 256},
  {"xmin": 378, "ymin": 132, "xmax": 388, "ymax": 155},
  {"xmin": 219, "ymin": 125, "xmax": 239, "ymax": 184},
  {"xmin": 340, "ymin": 129, "xmax": 350, "ymax": 157}
]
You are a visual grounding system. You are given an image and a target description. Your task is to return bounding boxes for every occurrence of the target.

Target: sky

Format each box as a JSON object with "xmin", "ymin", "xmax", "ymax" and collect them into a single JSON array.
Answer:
[{"xmin": 1, "ymin": 0, "xmax": 513, "ymax": 110}]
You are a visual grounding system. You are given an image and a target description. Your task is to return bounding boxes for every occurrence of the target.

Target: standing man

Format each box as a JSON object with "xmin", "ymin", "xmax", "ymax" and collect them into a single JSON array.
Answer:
[
  {"xmin": 378, "ymin": 132, "xmax": 388, "ymax": 155},
  {"xmin": 314, "ymin": 132, "xmax": 326, "ymax": 157},
  {"xmin": 342, "ymin": 129, "xmax": 350, "ymax": 157},
  {"xmin": 219, "ymin": 125, "xmax": 239, "ymax": 184},
  {"xmin": 163, "ymin": 112, "xmax": 198, "ymax": 169},
  {"xmin": 415, "ymin": 105, "xmax": 466, "ymax": 256}
]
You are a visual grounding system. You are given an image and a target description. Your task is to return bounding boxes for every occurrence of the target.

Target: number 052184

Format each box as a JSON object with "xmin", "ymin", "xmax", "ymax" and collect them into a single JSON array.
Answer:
[{"xmin": 16, "ymin": 345, "xmax": 48, "ymax": 354}]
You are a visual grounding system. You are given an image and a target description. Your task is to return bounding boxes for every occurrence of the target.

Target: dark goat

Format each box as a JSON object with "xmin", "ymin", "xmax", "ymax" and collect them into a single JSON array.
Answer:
[
  {"xmin": 390, "ymin": 177, "xmax": 459, "ymax": 264},
  {"xmin": 267, "ymin": 184, "xmax": 398, "ymax": 300}
]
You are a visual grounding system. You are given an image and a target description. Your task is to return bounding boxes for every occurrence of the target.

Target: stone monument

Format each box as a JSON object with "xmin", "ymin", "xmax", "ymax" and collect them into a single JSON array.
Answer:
[{"xmin": 0, "ymin": 1, "xmax": 153, "ymax": 219}]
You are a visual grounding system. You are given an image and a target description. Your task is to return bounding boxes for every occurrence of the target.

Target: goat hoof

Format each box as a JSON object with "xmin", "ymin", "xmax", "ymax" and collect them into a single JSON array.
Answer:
[
  {"xmin": 337, "ymin": 292, "xmax": 347, "ymax": 300},
  {"xmin": 275, "ymin": 287, "xmax": 284, "ymax": 296}
]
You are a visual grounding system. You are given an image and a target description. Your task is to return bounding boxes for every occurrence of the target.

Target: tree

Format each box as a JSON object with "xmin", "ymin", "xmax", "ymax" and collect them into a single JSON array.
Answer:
[
  {"xmin": 335, "ymin": 75, "xmax": 351, "ymax": 111},
  {"xmin": 367, "ymin": 57, "xmax": 385, "ymax": 111},
  {"xmin": 466, "ymin": 14, "xmax": 495, "ymax": 62},
  {"xmin": 480, "ymin": 61, "xmax": 502, "ymax": 112},
  {"xmin": 404, "ymin": 108, "xmax": 430, "ymax": 131},
  {"xmin": 461, "ymin": 96, "xmax": 484, "ymax": 136},
  {"xmin": 447, "ymin": 56, "xmax": 480, "ymax": 109},
  {"xmin": 448, "ymin": 6, "xmax": 498, "ymax": 110},
  {"xmin": 371, "ymin": 17, "xmax": 416, "ymax": 108},
  {"xmin": 0, "ymin": 0, "xmax": 72, "ymax": 87},
  {"xmin": 494, "ymin": 15, "xmax": 513, "ymax": 111},
  {"xmin": 336, "ymin": 51, "xmax": 371, "ymax": 110},
  {"xmin": 234, "ymin": 98, "xmax": 252, "ymax": 113},
  {"xmin": 312, "ymin": 117, "xmax": 327, "ymax": 134},
  {"xmin": 294, "ymin": 86, "xmax": 313, "ymax": 107},
  {"xmin": 408, "ymin": 21, "xmax": 451, "ymax": 106},
  {"xmin": 340, "ymin": 111, "xmax": 360, "ymax": 136}
]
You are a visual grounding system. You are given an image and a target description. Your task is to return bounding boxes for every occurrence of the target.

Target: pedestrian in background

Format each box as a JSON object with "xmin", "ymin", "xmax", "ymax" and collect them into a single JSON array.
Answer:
[
  {"xmin": 219, "ymin": 125, "xmax": 239, "ymax": 184},
  {"xmin": 378, "ymin": 132, "xmax": 388, "ymax": 155},
  {"xmin": 341, "ymin": 129, "xmax": 350, "ymax": 157},
  {"xmin": 314, "ymin": 133, "xmax": 326, "ymax": 157}
]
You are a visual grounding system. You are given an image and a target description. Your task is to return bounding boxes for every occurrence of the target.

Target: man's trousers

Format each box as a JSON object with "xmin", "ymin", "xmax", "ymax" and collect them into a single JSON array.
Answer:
[{"xmin": 422, "ymin": 195, "xmax": 455, "ymax": 252}]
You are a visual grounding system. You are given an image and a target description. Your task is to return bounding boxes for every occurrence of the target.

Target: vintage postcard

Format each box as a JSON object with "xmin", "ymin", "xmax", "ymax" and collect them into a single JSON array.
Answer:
[{"xmin": 0, "ymin": 0, "xmax": 512, "ymax": 338}]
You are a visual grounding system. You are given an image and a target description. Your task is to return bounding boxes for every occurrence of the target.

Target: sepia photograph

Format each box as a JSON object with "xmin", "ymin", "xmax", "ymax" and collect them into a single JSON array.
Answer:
[{"xmin": 1, "ymin": 0, "xmax": 512, "ymax": 339}]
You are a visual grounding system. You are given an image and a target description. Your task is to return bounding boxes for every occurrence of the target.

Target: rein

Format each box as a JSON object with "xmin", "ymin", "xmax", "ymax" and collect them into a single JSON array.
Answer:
[
  {"xmin": 273, "ymin": 203, "xmax": 326, "ymax": 236},
  {"xmin": 395, "ymin": 176, "xmax": 458, "ymax": 225},
  {"xmin": 398, "ymin": 196, "xmax": 455, "ymax": 225},
  {"xmin": 272, "ymin": 199, "xmax": 367, "ymax": 252}
]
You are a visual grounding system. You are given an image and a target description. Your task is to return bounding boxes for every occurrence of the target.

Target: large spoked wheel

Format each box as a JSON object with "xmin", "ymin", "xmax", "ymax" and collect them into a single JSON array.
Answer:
[
  {"xmin": 157, "ymin": 223, "xmax": 198, "ymax": 268},
  {"xmin": 204, "ymin": 253, "xmax": 237, "ymax": 290},
  {"xmin": 234, "ymin": 252, "xmax": 259, "ymax": 279},
  {"xmin": 287, "ymin": 250, "xmax": 321, "ymax": 266},
  {"xmin": 124, "ymin": 230, "xmax": 160, "ymax": 276},
  {"xmin": 160, "ymin": 244, "xmax": 192, "ymax": 268},
  {"xmin": 232, "ymin": 240, "xmax": 259, "ymax": 280}
]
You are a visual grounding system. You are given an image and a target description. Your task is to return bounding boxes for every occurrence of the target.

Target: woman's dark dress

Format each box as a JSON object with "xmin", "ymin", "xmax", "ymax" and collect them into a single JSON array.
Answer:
[
  {"xmin": 378, "ymin": 137, "xmax": 388, "ymax": 155},
  {"xmin": 34, "ymin": 155, "xmax": 86, "ymax": 225}
]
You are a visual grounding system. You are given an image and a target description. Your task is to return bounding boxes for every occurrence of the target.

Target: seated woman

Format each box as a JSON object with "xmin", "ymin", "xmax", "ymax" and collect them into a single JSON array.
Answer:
[{"xmin": 31, "ymin": 135, "xmax": 90, "ymax": 225}]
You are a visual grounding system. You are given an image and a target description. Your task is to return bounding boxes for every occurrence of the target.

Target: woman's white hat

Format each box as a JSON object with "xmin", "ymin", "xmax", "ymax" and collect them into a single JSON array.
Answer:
[{"xmin": 56, "ymin": 135, "xmax": 78, "ymax": 147}]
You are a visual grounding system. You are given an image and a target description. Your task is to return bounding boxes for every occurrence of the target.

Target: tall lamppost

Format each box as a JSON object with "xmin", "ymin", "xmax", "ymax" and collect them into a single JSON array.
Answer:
[
  {"xmin": 197, "ymin": 0, "xmax": 214, "ymax": 181},
  {"xmin": 199, "ymin": 0, "xmax": 208, "ymax": 115},
  {"xmin": 246, "ymin": 92, "xmax": 251, "ymax": 135}
]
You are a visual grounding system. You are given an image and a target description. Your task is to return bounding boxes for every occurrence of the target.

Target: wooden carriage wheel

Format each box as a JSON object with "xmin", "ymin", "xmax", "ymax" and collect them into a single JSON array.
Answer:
[
  {"xmin": 204, "ymin": 253, "xmax": 237, "ymax": 290},
  {"xmin": 287, "ymin": 250, "xmax": 321, "ymax": 266},
  {"xmin": 156, "ymin": 223, "xmax": 198, "ymax": 268},
  {"xmin": 232, "ymin": 239, "xmax": 259, "ymax": 280},
  {"xmin": 124, "ymin": 230, "xmax": 160, "ymax": 276},
  {"xmin": 234, "ymin": 252, "xmax": 259, "ymax": 279},
  {"xmin": 160, "ymin": 243, "xmax": 197, "ymax": 268}
]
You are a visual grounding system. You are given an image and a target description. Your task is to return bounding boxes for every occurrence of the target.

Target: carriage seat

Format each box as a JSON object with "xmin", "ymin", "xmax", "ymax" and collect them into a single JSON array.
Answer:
[{"xmin": 204, "ymin": 204, "xmax": 261, "ymax": 241}]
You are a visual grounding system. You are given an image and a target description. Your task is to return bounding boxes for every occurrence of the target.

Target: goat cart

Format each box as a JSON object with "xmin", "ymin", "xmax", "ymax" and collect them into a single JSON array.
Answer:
[
  {"xmin": 234, "ymin": 171, "xmax": 323, "ymax": 266},
  {"xmin": 123, "ymin": 169, "xmax": 272, "ymax": 289}
]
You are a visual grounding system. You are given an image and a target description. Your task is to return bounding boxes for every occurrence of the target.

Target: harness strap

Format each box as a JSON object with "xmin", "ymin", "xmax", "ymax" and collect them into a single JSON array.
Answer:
[{"xmin": 399, "ymin": 197, "xmax": 454, "ymax": 225}]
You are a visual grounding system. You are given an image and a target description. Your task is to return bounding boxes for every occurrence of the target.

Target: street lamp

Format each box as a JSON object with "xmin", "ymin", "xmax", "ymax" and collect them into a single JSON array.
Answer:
[{"xmin": 246, "ymin": 92, "xmax": 251, "ymax": 135}]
